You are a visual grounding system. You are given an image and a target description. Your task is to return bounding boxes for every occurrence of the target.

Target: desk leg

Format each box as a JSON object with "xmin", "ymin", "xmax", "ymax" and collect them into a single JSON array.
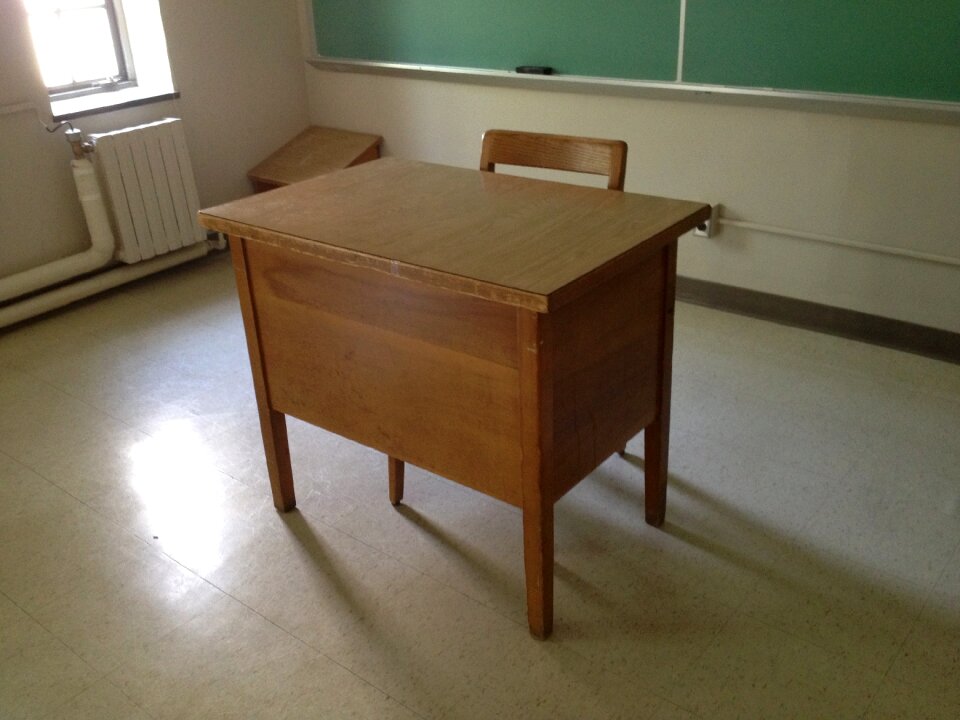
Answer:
[
  {"xmin": 645, "ymin": 242, "xmax": 677, "ymax": 527},
  {"xmin": 519, "ymin": 310, "xmax": 555, "ymax": 639},
  {"xmin": 522, "ymin": 491, "xmax": 554, "ymax": 639},
  {"xmin": 260, "ymin": 409, "xmax": 296, "ymax": 512},
  {"xmin": 230, "ymin": 235, "xmax": 296, "ymax": 512}
]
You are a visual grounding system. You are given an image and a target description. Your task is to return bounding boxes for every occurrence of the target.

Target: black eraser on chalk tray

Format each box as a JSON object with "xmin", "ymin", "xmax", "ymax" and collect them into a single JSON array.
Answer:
[{"xmin": 516, "ymin": 66, "xmax": 553, "ymax": 75}]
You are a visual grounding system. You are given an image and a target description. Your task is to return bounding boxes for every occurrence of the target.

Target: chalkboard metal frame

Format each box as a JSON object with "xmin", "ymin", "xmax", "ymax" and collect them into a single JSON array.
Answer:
[
  {"xmin": 304, "ymin": 0, "xmax": 960, "ymax": 125},
  {"xmin": 307, "ymin": 56, "xmax": 960, "ymax": 126}
]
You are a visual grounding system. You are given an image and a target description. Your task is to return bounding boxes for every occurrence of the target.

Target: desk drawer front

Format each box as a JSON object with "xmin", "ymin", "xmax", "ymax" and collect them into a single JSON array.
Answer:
[{"xmin": 244, "ymin": 242, "xmax": 524, "ymax": 505}]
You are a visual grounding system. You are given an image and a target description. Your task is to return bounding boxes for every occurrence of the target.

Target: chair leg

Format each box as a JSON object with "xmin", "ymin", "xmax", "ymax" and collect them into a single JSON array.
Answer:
[
  {"xmin": 388, "ymin": 456, "xmax": 404, "ymax": 506},
  {"xmin": 644, "ymin": 418, "xmax": 668, "ymax": 526}
]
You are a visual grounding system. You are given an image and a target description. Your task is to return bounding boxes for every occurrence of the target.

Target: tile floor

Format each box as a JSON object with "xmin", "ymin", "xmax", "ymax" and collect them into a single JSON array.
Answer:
[{"xmin": 0, "ymin": 252, "xmax": 957, "ymax": 719}]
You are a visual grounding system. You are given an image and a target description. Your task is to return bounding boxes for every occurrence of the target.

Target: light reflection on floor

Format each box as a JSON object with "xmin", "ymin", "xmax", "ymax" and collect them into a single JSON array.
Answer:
[{"xmin": 128, "ymin": 420, "xmax": 226, "ymax": 576}]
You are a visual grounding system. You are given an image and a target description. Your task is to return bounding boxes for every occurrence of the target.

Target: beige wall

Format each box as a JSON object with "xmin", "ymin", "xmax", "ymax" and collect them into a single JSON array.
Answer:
[
  {"xmin": 305, "ymin": 69, "xmax": 960, "ymax": 333},
  {"xmin": 3, "ymin": 0, "xmax": 957, "ymax": 333},
  {"xmin": 0, "ymin": 0, "xmax": 309, "ymax": 278}
]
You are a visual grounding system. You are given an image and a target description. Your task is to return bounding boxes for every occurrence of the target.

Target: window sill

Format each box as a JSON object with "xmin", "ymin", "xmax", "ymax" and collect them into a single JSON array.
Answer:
[{"xmin": 51, "ymin": 86, "xmax": 179, "ymax": 122}]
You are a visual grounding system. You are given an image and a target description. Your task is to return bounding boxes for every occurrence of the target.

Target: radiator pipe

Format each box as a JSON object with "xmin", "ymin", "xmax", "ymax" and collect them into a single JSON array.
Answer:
[
  {"xmin": 65, "ymin": 127, "xmax": 94, "ymax": 159},
  {"xmin": 0, "ymin": 156, "xmax": 116, "ymax": 304},
  {"xmin": 0, "ymin": 242, "xmax": 212, "ymax": 329},
  {"xmin": 716, "ymin": 217, "xmax": 960, "ymax": 268}
]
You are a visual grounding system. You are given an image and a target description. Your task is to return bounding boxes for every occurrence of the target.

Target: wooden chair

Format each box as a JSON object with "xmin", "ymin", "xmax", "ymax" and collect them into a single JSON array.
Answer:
[
  {"xmin": 479, "ymin": 129, "xmax": 628, "ymax": 190},
  {"xmin": 387, "ymin": 129, "xmax": 629, "ymax": 507}
]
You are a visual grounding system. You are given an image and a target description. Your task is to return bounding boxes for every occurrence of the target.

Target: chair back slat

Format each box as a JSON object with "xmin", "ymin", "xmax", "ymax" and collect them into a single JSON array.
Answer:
[{"xmin": 480, "ymin": 130, "xmax": 627, "ymax": 190}]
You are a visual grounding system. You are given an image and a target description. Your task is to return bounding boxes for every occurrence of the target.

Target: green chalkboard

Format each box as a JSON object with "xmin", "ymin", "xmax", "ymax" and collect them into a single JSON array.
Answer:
[
  {"xmin": 313, "ymin": 0, "xmax": 680, "ymax": 81},
  {"xmin": 313, "ymin": 0, "xmax": 960, "ymax": 104},
  {"xmin": 684, "ymin": 1, "xmax": 960, "ymax": 103}
]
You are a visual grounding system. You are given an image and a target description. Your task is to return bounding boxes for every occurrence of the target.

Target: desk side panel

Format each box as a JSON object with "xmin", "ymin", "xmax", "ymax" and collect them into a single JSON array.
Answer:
[
  {"xmin": 245, "ymin": 242, "xmax": 524, "ymax": 505},
  {"xmin": 550, "ymin": 251, "xmax": 664, "ymax": 499}
]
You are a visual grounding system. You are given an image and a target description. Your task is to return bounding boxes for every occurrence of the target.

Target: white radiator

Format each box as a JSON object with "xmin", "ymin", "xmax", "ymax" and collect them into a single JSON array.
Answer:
[{"xmin": 89, "ymin": 118, "xmax": 204, "ymax": 263}]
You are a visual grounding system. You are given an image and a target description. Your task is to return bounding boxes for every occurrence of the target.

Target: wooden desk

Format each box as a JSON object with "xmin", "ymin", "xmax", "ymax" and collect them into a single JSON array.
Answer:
[
  {"xmin": 199, "ymin": 158, "xmax": 709, "ymax": 638},
  {"xmin": 246, "ymin": 126, "xmax": 382, "ymax": 192}
]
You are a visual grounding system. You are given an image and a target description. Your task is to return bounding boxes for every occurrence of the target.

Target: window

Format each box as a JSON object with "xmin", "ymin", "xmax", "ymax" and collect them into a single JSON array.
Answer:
[
  {"xmin": 26, "ymin": 0, "xmax": 134, "ymax": 99},
  {"xmin": 23, "ymin": 0, "xmax": 175, "ymax": 119}
]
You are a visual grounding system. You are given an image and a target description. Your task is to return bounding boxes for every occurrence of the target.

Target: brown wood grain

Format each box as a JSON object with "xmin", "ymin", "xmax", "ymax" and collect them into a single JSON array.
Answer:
[
  {"xmin": 201, "ymin": 158, "xmax": 709, "ymax": 312},
  {"xmin": 247, "ymin": 126, "xmax": 382, "ymax": 190},
  {"xmin": 550, "ymin": 253, "xmax": 664, "ymax": 500},
  {"xmin": 202, "ymin": 161, "xmax": 708, "ymax": 637},
  {"xmin": 229, "ymin": 236, "xmax": 295, "ymax": 511},
  {"xmin": 518, "ymin": 309, "xmax": 555, "ymax": 639},
  {"xmin": 480, "ymin": 129, "xmax": 627, "ymax": 190},
  {"xmin": 245, "ymin": 241, "xmax": 524, "ymax": 506},
  {"xmin": 644, "ymin": 243, "xmax": 679, "ymax": 527}
]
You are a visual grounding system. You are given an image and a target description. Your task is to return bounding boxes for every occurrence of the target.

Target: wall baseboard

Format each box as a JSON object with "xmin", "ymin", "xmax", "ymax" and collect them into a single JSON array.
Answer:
[{"xmin": 676, "ymin": 277, "xmax": 960, "ymax": 365}]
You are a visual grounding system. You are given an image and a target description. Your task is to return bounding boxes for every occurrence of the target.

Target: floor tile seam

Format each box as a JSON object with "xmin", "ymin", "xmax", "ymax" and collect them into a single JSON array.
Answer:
[
  {"xmin": 0, "ymin": 450, "xmax": 73, "ymax": 496},
  {"xmin": 228, "ymin": 586, "xmax": 432, "ymax": 720},
  {"xmin": 2, "ymin": 464, "xmax": 234, "ymax": 636},
  {"xmin": 0, "ymin": 352, "xmax": 105, "ymax": 405},
  {"xmin": 917, "ymin": 533, "xmax": 960, "ymax": 611},
  {"xmin": 735, "ymin": 575, "xmax": 922, "ymax": 664},
  {"xmin": 652, "ymin": 696, "xmax": 708, "ymax": 720},
  {"xmin": 0, "ymin": 587, "xmax": 109, "ymax": 704},
  {"xmin": 3, "ymin": 565, "xmax": 161, "ymax": 680},
  {"xmin": 41, "ymin": 675, "xmax": 160, "ymax": 720},
  {"xmin": 824, "ymin": 463, "xmax": 959, "ymax": 535},
  {"xmin": 10, "ymin": 453, "xmax": 170, "ymax": 566},
  {"xmin": 101, "ymin": 674, "xmax": 161, "ymax": 720},
  {"xmin": 6, "ymin": 350, "xmax": 213, "ymax": 439},
  {"xmin": 809, "ymin": 358, "xmax": 951, "ymax": 398},
  {"xmin": 692, "ymin": 419, "xmax": 859, "ymax": 483},
  {"xmin": 39, "ymin": 681, "xmax": 111, "ymax": 720},
  {"xmin": 15, "ymin": 456, "xmax": 102, "ymax": 510},
  {"xmin": 602, "ymin": 538, "xmax": 756, "ymax": 615},
  {"xmin": 145, "ymin": 562, "xmax": 429, "ymax": 720},
  {"xmin": 689, "ymin": 315, "xmax": 944, "ymax": 385},
  {"xmin": 651, "ymin": 609, "xmax": 739, "ymax": 716},
  {"xmin": 285, "ymin": 478, "xmax": 747, "ymax": 642},
  {"xmin": 293, "ymin": 501, "xmax": 533, "ymax": 624},
  {"xmin": 793, "ymin": 457, "xmax": 866, "ymax": 536},
  {"xmin": 290, "ymin": 502, "xmax": 728, "ymax": 699},
  {"xmin": 862, "ymin": 654, "xmax": 950, "ymax": 720},
  {"xmin": 875, "ymin": 532, "xmax": 960, "ymax": 686},
  {"xmin": 665, "ymin": 619, "xmax": 886, "ymax": 720},
  {"xmin": 0, "ymin": 451, "xmax": 128, "ymax": 542},
  {"xmin": 740, "ymin": 610, "xmax": 904, "ymax": 686},
  {"xmin": 659, "ymin": 464, "xmax": 843, "ymax": 564},
  {"xmin": 736, "ymin": 434, "xmax": 859, "ymax": 481}
]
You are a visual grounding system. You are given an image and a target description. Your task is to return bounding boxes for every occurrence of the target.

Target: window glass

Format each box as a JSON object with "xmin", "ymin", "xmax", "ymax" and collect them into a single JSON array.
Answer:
[{"xmin": 24, "ymin": 0, "xmax": 130, "ymax": 93}]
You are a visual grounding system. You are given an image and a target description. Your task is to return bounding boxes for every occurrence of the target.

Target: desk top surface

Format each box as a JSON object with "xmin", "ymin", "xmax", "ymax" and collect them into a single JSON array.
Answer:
[{"xmin": 200, "ymin": 158, "xmax": 709, "ymax": 312}]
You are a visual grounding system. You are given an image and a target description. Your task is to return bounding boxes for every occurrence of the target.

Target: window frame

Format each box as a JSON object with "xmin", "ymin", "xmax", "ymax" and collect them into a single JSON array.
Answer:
[
  {"xmin": 24, "ymin": 0, "xmax": 176, "ymax": 121},
  {"xmin": 30, "ymin": 0, "xmax": 139, "ymax": 101}
]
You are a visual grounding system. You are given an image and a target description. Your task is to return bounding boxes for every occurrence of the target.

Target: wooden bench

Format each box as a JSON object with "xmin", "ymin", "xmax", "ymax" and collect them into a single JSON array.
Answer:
[{"xmin": 247, "ymin": 126, "xmax": 383, "ymax": 193}]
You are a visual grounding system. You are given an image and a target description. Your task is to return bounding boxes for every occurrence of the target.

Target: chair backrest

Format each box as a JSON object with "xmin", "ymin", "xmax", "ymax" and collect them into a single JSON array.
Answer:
[{"xmin": 479, "ymin": 129, "xmax": 628, "ymax": 191}]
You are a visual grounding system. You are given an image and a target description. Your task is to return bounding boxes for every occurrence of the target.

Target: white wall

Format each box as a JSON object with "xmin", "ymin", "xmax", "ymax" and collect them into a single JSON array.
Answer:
[
  {"xmin": 305, "ymin": 69, "xmax": 960, "ymax": 333},
  {"xmin": 0, "ymin": 0, "xmax": 309, "ymax": 278}
]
